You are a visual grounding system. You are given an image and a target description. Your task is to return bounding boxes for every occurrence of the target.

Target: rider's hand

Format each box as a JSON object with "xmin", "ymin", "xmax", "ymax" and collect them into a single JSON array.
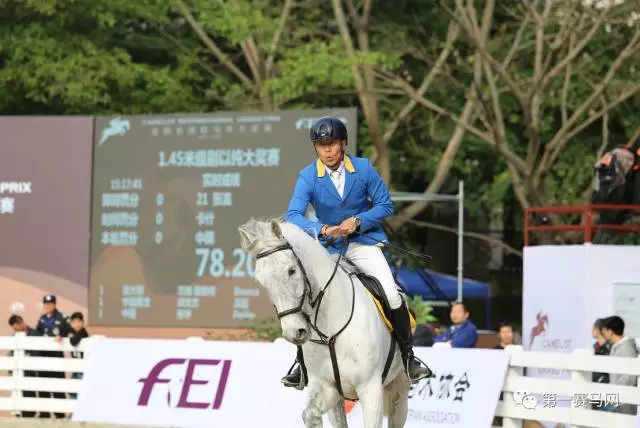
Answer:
[
  {"xmin": 324, "ymin": 226, "xmax": 343, "ymax": 237},
  {"xmin": 338, "ymin": 217, "xmax": 358, "ymax": 235}
]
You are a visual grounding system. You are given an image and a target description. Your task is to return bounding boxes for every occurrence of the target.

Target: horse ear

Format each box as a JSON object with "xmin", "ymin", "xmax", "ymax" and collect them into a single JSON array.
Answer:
[
  {"xmin": 271, "ymin": 219, "xmax": 284, "ymax": 239},
  {"xmin": 238, "ymin": 225, "xmax": 257, "ymax": 253}
]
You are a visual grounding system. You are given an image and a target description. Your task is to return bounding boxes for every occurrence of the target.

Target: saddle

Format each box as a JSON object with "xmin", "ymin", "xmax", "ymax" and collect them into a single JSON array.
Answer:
[{"xmin": 334, "ymin": 256, "xmax": 416, "ymax": 333}]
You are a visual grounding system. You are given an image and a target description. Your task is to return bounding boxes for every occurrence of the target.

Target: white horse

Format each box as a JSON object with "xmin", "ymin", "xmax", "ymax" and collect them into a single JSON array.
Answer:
[{"xmin": 238, "ymin": 218, "xmax": 410, "ymax": 428}]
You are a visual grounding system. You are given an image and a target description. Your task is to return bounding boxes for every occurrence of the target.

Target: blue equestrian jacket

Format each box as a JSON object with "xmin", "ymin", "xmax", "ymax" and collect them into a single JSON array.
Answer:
[{"xmin": 285, "ymin": 155, "xmax": 394, "ymax": 255}]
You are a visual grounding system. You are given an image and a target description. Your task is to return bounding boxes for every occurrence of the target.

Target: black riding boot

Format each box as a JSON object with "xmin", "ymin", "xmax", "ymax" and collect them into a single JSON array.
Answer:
[
  {"xmin": 281, "ymin": 365, "xmax": 302, "ymax": 388},
  {"xmin": 389, "ymin": 302, "xmax": 433, "ymax": 383},
  {"xmin": 281, "ymin": 354, "xmax": 308, "ymax": 390}
]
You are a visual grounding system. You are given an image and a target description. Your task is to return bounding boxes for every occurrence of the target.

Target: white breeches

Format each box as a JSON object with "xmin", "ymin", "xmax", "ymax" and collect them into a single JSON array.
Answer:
[{"xmin": 345, "ymin": 242, "xmax": 403, "ymax": 309}]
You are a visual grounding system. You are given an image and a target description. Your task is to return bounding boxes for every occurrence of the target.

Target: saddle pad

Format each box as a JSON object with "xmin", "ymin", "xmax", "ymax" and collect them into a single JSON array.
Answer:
[{"xmin": 366, "ymin": 290, "xmax": 417, "ymax": 334}]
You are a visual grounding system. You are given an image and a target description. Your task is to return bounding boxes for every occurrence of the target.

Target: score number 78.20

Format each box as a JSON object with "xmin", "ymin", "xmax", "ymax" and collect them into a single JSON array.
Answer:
[{"xmin": 195, "ymin": 248, "xmax": 255, "ymax": 278}]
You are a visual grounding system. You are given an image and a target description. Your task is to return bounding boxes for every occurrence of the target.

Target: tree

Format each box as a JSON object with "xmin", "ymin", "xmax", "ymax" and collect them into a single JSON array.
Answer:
[
  {"xmin": 330, "ymin": 0, "xmax": 469, "ymax": 187},
  {"xmin": 0, "ymin": 0, "xmax": 205, "ymax": 114},
  {"xmin": 377, "ymin": 0, "xmax": 640, "ymax": 229}
]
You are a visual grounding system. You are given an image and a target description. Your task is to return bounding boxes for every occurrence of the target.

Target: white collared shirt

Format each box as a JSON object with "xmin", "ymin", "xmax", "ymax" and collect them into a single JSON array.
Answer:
[{"xmin": 328, "ymin": 161, "xmax": 345, "ymax": 197}]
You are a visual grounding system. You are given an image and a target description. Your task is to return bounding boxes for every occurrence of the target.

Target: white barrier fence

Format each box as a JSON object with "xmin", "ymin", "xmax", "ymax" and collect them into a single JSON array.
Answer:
[
  {"xmin": 0, "ymin": 334, "xmax": 638, "ymax": 427},
  {"xmin": 431, "ymin": 343, "xmax": 640, "ymax": 428},
  {"xmin": 0, "ymin": 333, "xmax": 103, "ymax": 416}
]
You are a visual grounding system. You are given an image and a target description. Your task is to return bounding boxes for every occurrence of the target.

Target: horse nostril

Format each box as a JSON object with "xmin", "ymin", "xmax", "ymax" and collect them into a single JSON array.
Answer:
[{"xmin": 297, "ymin": 328, "xmax": 307, "ymax": 338}]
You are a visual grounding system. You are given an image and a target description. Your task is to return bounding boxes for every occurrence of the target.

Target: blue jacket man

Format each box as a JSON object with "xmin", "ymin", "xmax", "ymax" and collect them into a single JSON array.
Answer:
[
  {"xmin": 434, "ymin": 302, "xmax": 478, "ymax": 348},
  {"xmin": 281, "ymin": 116, "xmax": 431, "ymax": 389},
  {"xmin": 286, "ymin": 154, "xmax": 393, "ymax": 253}
]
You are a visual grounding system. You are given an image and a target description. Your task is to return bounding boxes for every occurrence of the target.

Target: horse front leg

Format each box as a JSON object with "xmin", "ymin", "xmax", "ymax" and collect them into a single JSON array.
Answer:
[
  {"xmin": 327, "ymin": 399, "xmax": 348, "ymax": 428},
  {"xmin": 385, "ymin": 373, "xmax": 410, "ymax": 428},
  {"xmin": 302, "ymin": 380, "xmax": 338, "ymax": 428},
  {"xmin": 358, "ymin": 381, "xmax": 384, "ymax": 428}
]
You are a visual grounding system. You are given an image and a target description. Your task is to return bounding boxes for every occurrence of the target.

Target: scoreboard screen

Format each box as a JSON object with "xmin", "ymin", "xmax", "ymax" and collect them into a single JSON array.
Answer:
[{"xmin": 89, "ymin": 109, "xmax": 358, "ymax": 327}]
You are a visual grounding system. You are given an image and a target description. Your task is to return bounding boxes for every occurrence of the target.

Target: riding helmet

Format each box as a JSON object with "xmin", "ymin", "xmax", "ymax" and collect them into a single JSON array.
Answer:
[{"xmin": 309, "ymin": 116, "xmax": 348, "ymax": 144}]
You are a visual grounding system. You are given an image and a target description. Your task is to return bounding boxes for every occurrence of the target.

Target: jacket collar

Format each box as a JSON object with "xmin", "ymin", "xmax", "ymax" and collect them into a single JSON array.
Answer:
[{"xmin": 316, "ymin": 155, "xmax": 355, "ymax": 177}]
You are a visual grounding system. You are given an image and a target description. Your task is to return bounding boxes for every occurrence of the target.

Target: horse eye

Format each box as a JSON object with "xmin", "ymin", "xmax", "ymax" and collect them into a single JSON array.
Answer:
[{"xmin": 288, "ymin": 267, "xmax": 296, "ymax": 276}]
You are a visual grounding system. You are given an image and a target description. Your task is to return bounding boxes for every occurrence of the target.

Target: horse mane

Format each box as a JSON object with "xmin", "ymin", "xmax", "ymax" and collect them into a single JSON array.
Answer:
[{"xmin": 238, "ymin": 217, "xmax": 334, "ymax": 271}]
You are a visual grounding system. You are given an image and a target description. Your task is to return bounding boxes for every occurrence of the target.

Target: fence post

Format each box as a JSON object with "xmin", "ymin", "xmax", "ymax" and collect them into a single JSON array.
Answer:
[
  {"xmin": 11, "ymin": 332, "xmax": 25, "ymax": 417},
  {"xmin": 502, "ymin": 345, "xmax": 524, "ymax": 428},
  {"xmin": 569, "ymin": 349, "xmax": 591, "ymax": 428}
]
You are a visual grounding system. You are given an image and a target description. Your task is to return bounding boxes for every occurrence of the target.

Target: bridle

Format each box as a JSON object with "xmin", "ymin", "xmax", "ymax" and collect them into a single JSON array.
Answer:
[{"xmin": 255, "ymin": 240, "xmax": 355, "ymax": 345}]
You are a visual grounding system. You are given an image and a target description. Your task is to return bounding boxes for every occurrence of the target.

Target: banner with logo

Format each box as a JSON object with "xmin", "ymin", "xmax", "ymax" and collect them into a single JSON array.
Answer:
[
  {"xmin": 74, "ymin": 339, "xmax": 508, "ymax": 428},
  {"xmin": 522, "ymin": 244, "xmax": 640, "ymax": 427},
  {"xmin": 345, "ymin": 347, "xmax": 509, "ymax": 428},
  {"xmin": 523, "ymin": 244, "xmax": 640, "ymax": 358},
  {"xmin": 72, "ymin": 338, "xmax": 307, "ymax": 427}
]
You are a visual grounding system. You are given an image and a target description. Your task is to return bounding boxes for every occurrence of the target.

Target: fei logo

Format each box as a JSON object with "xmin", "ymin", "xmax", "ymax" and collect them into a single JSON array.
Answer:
[
  {"xmin": 99, "ymin": 117, "xmax": 131, "ymax": 146},
  {"xmin": 137, "ymin": 358, "xmax": 232, "ymax": 410}
]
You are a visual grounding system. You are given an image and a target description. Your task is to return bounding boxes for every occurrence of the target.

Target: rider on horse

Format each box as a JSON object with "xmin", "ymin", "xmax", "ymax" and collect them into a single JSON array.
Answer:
[{"xmin": 282, "ymin": 116, "xmax": 431, "ymax": 388}]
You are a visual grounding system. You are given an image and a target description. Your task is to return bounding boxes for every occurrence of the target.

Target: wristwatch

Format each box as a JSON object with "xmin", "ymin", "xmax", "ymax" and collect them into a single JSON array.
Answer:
[{"xmin": 354, "ymin": 217, "xmax": 360, "ymax": 231}]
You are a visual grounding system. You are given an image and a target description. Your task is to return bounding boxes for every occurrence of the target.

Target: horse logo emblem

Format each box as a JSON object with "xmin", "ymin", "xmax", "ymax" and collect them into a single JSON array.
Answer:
[
  {"xmin": 529, "ymin": 311, "xmax": 549, "ymax": 348},
  {"xmin": 99, "ymin": 117, "xmax": 131, "ymax": 146}
]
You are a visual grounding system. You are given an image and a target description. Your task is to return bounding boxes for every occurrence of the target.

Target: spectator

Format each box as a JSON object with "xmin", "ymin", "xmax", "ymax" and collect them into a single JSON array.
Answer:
[
  {"xmin": 592, "ymin": 318, "xmax": 611, "ymax": 383},
  {"xmin": 7, "ymin": 315, "xmax": 40, "ymax": 418},
  {"xmin": 601, "ymin": 315, "xmax": 638, "ymax": 415},
  {"xmin": 493, "ymin": 322, "xmax": 515, "ymax": 349},
  {"xmin": 491, "ymin": 321, "xmax": 516, "ymax": 427},
  {"xmin": 433, "ymin": 301, "xmax": 478, "ymax": 348},
  {"xmin": 35, "ymin": 295, "xmax": 71, "ymax": 419},
  {"xmin": 591, "ymin": 318, "xmax": 611, "ymax": 411},
  {"xmin": 409, "ymin": 308, "xmax": 434, "ymax": 347},
  {"xmin": 68, "ymin": 312, "xmax": 89, "ymax": 400}
]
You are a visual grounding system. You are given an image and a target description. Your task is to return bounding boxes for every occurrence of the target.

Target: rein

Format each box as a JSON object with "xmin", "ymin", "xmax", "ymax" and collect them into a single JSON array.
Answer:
[
  {"xmin": 255, "ymin": 239, "xmax": 357, "ymax": 399},
  {"xmin": 255, "ymin": 240, "xmax": 355, "ymax": 345}
]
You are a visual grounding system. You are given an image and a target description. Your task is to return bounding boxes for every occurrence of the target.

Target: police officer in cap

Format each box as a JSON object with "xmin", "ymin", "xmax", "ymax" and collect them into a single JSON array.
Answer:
[
  {"xmin": 282, "ymin": 116, "xmax": 432, "ymax": 389},
  {"xmin": 35, "ymin": 295, "xmax": 70, "ymax": 418}
]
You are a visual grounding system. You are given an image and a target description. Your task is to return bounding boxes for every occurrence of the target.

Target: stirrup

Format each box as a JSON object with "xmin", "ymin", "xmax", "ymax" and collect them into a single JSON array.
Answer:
[
  {"xmin": 282, "ymin": 362, "xmax": 306, "ymax": 390},
  {"xmin": 407, "ymin": 354, "xmax": 434, "ymax": 383}
]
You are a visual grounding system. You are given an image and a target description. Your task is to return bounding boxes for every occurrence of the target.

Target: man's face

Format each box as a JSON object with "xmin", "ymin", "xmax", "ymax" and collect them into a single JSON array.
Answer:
[
  {"xmin": 315, "ymin": 140, "xmax": 345, "ymax": 169},
  {"xmin": 602, "ymin": 328, "xmax": 613, "ymax": 341},
  {"xmin": 10, "ymin": 321, "xmax": 25, "ymax": 333},
  {"xmin": 499, "ymin": 326, "xmax": 514, "ymax": 345},
  {"xmin": 71, "ymin": 318, "xmax": 84, "ymax": 332},
  {"xmin": 43, "ymin": 302, "xmax": 56, "ymax": 315},
  {"xmin": 450, "ymin": 304, "xmax": 468, "ymax": 324}
]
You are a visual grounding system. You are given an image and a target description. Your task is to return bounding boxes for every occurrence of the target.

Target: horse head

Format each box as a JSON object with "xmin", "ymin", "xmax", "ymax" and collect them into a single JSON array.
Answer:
[{"xmin": 238, "ymin": 217, "xmax": 315, "ymax": 345}]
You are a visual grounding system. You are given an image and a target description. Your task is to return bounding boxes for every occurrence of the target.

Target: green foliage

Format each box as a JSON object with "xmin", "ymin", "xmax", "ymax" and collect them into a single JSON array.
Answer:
[
  {"xmin": 406, "ymin": 295, "xmax": 438, "ymax": 324},
  {"xmin": 1, "ymin": 0, "xmax": 638, "ymax": 262},
  {"xmin": 250, "ymin": 317, "xmax": 283, "ymax": 341}
]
